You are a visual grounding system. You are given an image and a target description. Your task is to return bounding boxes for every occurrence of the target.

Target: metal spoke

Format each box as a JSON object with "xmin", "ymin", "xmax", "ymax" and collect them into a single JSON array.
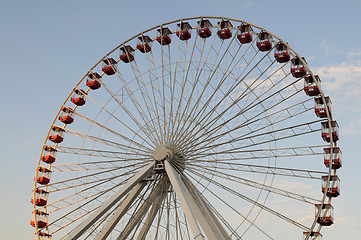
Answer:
[
  {"xmin": 186, "ymin": 165, "xmax": 321, "ymax": 204},
  {"xmin": 33, "ymin": 17, "xmax": 337, "ymax": 240},
  {"xmin": 185, "ymin": 167, "xmax": 310, "ymax": 231},
  {"xmin": 64, "ymin": 162, "xmax": 154, "ymax": 239}
]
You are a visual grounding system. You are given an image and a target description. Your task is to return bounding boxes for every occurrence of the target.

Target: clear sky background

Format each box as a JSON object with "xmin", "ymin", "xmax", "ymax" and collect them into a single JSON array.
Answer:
[{"xmin": 1, "ymin": 0, "xmax": 361, "ymax": 239}]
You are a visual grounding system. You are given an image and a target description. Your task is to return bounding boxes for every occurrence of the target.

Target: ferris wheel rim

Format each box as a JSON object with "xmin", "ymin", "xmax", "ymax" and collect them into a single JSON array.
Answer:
[{"xmin": 32, "ymin": 16, "xmax": 339, "ymax": 240}]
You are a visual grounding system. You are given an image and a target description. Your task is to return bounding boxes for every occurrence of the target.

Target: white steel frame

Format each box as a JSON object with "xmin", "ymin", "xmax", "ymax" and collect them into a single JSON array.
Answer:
[{"xmin": 32, "ymin": 16, "xmax": 339, "ymax": 240}]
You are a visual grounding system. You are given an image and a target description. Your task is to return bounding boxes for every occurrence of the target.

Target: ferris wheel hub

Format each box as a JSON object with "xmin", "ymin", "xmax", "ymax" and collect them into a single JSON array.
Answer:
[
  {"xmin": 153, "ymin": 145, "xmax": 174, "ymax": 161},
  {"xmin": 153, "ymin": 146, "xmax": 185, "ymax": 173}
]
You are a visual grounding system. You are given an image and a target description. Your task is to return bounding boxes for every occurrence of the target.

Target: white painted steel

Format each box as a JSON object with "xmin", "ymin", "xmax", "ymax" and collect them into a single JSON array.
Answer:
[
  {"xmin": 32, "ymin": 16, "xmax": 338, "ymax": 240},
  {"xmin": 164, "ymin": 160, "xmax": 207, "ymax": 240},
  {"xmin": 64, "ymin": 162, "xmax": 153, "ymax": 239},
  {"xmin": 95, "ymin": 182, "xmax": 147, "ymax": 240}
]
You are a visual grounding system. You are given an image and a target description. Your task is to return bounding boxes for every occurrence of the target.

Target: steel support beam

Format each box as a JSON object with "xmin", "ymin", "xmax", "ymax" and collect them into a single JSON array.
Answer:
[
  {"xmin": 65, "ymin": 162, "xmax": 154, "ymax": 240},
  {"xmin": 116, "ymin": 177, "xmax": 169, "ymax": 240},
  {"xmin": 95, "ymin": 182, "xmax": 147, "ymax": 240},
  {"xmin": 183, "ymin": 176, "xmax": 230, "ymax": 239},
  {"xmin": 136, "ymin": 183, "xmax": 168, "ymax": 240},
  {"xmin": 165, "ymin": 160, "xmax": 215, "ymax": 240},
  {"xmin": 197, "ymin": 195, "xmax": 230, "ymax": 239}
]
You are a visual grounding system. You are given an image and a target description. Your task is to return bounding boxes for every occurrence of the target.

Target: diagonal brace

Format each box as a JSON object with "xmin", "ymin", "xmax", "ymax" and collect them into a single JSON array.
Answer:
[
  {"xmin": 65, "ymin": 162, "xmax": 154, "ymax": 240},
  {"xmin": 165, "ymin": 160, "xmax": 217, "ymax": 240},
  {"xmin": 95, "ymin": 181, "xmax": 147, "ymax": 240}
]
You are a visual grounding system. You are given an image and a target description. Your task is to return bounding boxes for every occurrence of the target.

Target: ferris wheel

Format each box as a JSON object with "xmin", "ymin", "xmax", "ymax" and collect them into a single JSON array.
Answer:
[{"xmin": 31, "ymin": 16, "xmax": 341, "ymax": 240}]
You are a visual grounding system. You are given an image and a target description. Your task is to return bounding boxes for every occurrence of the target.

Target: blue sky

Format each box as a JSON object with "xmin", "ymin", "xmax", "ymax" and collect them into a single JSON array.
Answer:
[{"xmin": 1, "ymin": 0, "xmax": 361, "ymax": 239}]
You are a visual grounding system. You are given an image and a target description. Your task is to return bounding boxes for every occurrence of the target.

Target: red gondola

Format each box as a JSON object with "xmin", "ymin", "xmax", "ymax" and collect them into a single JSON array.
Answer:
[
  {"xmin": 303, "ymin": 232, "xmax": 322, "ymax": 240},
  {"xmin": 119, "ymin": 45, "xmax": 135, "ymax": 63},
  {"xmin": 237, "ymin": 23, "xmax": 253, "ymax": 44},
  {"xmin": 274, "ymin": 42, "xmax": 290, "ymax": 63},
  {"xmin": 41, "ymin": 146, "xmax": 57, "ymax": 164},
  {"xmin": 256, "ymin": 31, "xmax": 273, "ymax": 52},
  {"xmin": 102, "ymin": 58, "xmax": 117, "ymax": 75},
  {"xmin": 59, "ymin": 107, "xmax": 74, "ymax": 124},
  {"xmin": 30, "ymin": 210, "xmax": 48, "ymax": 228},
  {"xmin": 156, "ymin": 27, "xmax": 172, "ymax": 46},
  {"xmin": 315, "ymin": 204, "xmax": 334, "ymax": 226},
  {"xmin": 217, "ymin": 20, "xmax": 233, "ymax": 40},
  {"xmin": 48, "ymin": 126, "xmax": 64, "ymax": 144},
  {"xmin": 197, "ymin": 19, "xmax": 212, "ymax": 38},
  {"xmin": 31, "ymin": 189, "xmax": 48, "ymax": 207},
  {"xmin": 137, "ymin": 35, "xmax": 152, "ymax": 53},
  {"xmin": 324, "ymin": 147, "xmax": 342, "ymax": 169},
  {"xmin": 71, "ymin": 89, "xmax": 87, "ymax": 106},
  {"xmin": 304, "ymin": 75, "xmax": 321, "ymax": 96},
  {"xmin": 86, "ymin": 72, "xmax": 102, "ymax": 90},
  {"xmin": 322, "ymin": 175, "xmax": 340, "ymax": 198},
  {"xmin": 321, "ymin": 121, "xmax": 339, "ymax": 142},
  {"xmin": 36, "ymin": 232, "xmax": 52, "ymax": 240},
  {"xmin": 36, "ymin": 167, "xmax": 52, "ymax": 185},
  {"xmin": 291, "ymin": 57, "xmax": 307, "ymax": 78},
  {"xmin": 176, "ymin": 22, "xmax": 192, "ymax": 41},
  {"xmin": 314, "ymin": 96, "xmax": 332, "ymax": 118}
]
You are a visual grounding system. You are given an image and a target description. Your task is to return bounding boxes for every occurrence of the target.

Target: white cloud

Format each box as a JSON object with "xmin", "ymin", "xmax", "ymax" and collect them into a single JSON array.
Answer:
[
  {"xmin": 319, "ymin": 40, "xmax": 335, "ymax": 57},
  {"xmin": 319, "ymin": 40, "xmax": 361, "ymax": 62},
  {"xmin": 244, "ymin": 1, "xmax": 254, "ymax": 8},
  {"xmin": 313, "ymin": 62, "xmax": 361, "ymax": 136}
]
